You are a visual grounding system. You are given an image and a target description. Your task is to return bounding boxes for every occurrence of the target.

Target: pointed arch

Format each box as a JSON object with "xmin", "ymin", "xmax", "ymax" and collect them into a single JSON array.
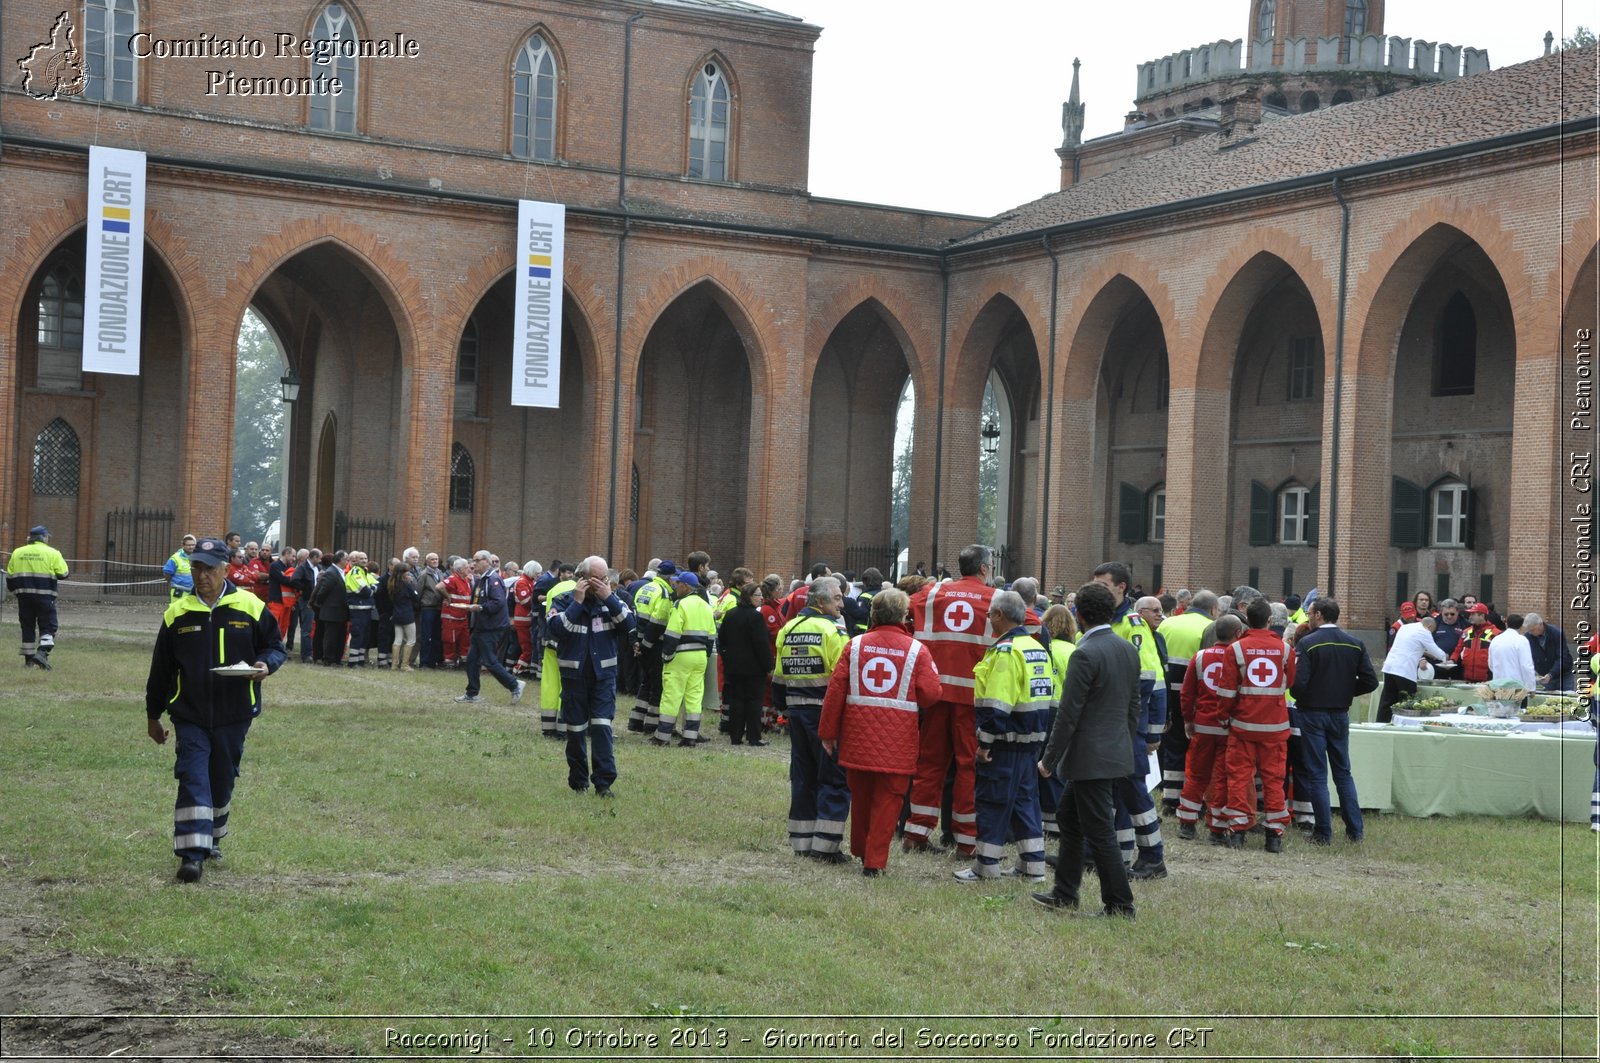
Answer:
[
  {"xmin": 509, "ymin": 26, "xmax": 564, "ymax": 161},
  {"xmin": 449, "ymin": 442, "xmax": 475, "ymax": 512},
  {"xmin": 686, "ymin": 51, "xmax": 737, "ymax": 181},
  {"xmin": 31, "ymin": 418, "xmax": 81, "ymax": 496},
  {"xmin": 306, "ymin": 1, "xmax": 364, "ymax": 133}
]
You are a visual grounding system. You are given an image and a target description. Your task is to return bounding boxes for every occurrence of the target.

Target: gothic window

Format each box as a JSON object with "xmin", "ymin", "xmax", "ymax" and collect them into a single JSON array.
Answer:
[
  {"xmin": 1343, "ymin": 0, "xmax": 1368, "ymax": 60},
  {"xmin": 32, "ymin": 419, "xmax": 81, "ymax": 496},
  {"xmin": 308, "ymin": 3, "xmax": 358, "ymax": 133},
  {"xmin": 455, "ymin": 317, "xmax": 479, "ymax": 417},
  {"xmin": 449, "ymin": 443, "xmax": 474, "ymax": 512},
  {"xmin": 36, "ymin": 265, "xmax": 84, "ymax": 390},
  {"xmin": 84, "ymin": 0, "xmax": 138, "ymax": 103},
  {"xmin": 1258, "ymin": 0, "xmax": 1276, "ymax": 42},
  {"xmin": 1433, "ymin": 291, "xmax": 1476, "ymax": 396},
  {"xmin": 688, "ymin": 60, "xmax": 730, "ymax": 181},
  {"xmin": 1288, "ymin": 336, "xmax": 1317, "ymax": 401},
  {"xmin": 512, "ymin": 34, "xmax": 557, "ymax": 161}
]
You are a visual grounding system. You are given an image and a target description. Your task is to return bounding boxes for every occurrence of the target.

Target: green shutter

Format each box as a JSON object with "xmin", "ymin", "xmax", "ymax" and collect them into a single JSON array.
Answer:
[
  {"xmin": 1391, "ymin": 477, "xmax": 1425, "ymax": 548},
  {"xmin": 1248, "ymin": 566, "xmax": 1261, "ymax": 590},
  {"xmin": 1306, "ymin": 482, "xmax": 1320, "ymax": 546},
  {"xmin": 1462, "ymin": 487, "xmax": 1477, "ymax": 550},
  {"xmin": 1282, "ymin": 567, "xmax": 1295, "ymax": 597},
  {"xmin": 1118, "ymin": 482, "xmax": 1146, "ymax": 544},
  {"xmin": 1479, "ymin": 574, "xmax": 1493, "ymax": 606},
  {"xmin": 1435, "ymin": 573, "xmax": 1451, "ymax": 604},
  {"xmin": 1249, "ymin": 481, "xmax": 1274, "ymax": 546}
]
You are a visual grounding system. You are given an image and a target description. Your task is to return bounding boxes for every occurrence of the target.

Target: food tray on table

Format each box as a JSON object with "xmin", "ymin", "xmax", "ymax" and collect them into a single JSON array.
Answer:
[
  {"xmin": 1419, "ymin": 719, "xmax": 1458, "ymax": 733},
  {"xmin": 1454, "ymin": 719, "xmax": 1519, "ymax": 737}
]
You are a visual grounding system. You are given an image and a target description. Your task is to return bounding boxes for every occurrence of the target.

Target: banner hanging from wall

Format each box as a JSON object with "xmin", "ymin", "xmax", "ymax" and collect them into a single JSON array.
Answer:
[
  {"xmin": 510, "ymin": 199, "xmax": 565, "ymax": 408},
  {"xmin": 82, "ymin": 145, "xmax": 147, "ymax": 376}
]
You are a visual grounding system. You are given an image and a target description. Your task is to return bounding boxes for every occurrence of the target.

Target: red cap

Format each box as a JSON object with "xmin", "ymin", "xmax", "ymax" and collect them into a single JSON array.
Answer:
[
  {"xmin": 1585, "ymin": 633, "xmax": 1599, "ymax": 655},
  {"xmin": 1399, "ymin": 603, "xmax": 1417, "ymax": 618},
  {"xmin": 1468, "ymin": 602, "xmax": 1490, "ymax": 615}
]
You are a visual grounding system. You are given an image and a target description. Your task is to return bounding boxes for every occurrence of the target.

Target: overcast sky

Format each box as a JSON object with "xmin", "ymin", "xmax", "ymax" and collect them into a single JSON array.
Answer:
[{"xmin": 793, "ymin": 1, "xmax": 1593, "ymax": 217}]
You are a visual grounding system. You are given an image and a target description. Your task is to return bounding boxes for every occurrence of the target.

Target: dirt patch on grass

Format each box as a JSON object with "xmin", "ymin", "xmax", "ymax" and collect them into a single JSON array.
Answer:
[{"xmin": 0, "ymin": 902, "xmax": 336, "ymax": 1061}]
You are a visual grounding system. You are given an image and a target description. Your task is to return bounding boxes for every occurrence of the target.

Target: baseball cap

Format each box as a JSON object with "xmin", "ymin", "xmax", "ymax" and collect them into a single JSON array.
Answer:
[
  {"xmin": 190, "ymin": 537, "xmax": 231, "ymax": 567},
  {"xmin": 1469, "ymin": 602, "xmax": 1490, "ymax": 615},
  {"xmin": 672, "ymin": 571, "xmax": 700, "ymax": 589},
  {"xmin": 28, "ymin": 525, "xmax": 48, "ymax": 538},
  {"xmin": 657, "ymin": 560, "xmax": 678, "ymax": 576},
  {"xmin": 1399, "ymin": 602, "xmax": 1417, "ymax": 618}
]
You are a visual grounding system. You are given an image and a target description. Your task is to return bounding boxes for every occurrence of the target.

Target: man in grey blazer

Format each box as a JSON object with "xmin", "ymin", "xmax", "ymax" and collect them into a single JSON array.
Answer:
[{"xmin": 1033, "ymin": 581, "xmax": 1141, "ymax": 918}]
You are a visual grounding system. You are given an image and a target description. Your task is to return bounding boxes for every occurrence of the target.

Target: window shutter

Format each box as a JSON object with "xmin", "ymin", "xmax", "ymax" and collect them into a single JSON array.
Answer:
[
  {"xmin": 1249, "ymin": 481, "xmax": 1274, "ymax": 546},
  {"xmin": 1462, "ymin": 487, "xmax": 1477, "ymax": 550},
  {"xmin": 1390, "ymin": 477, "xmax": 1425, "ymax": 548},
  {"xmin": 1118, "ymin": 482, "xmax": 1147, "ymax": 544},
  {"xmin": 1306, "ymin": 482, "xmax": 1320, "ymax": 546}
]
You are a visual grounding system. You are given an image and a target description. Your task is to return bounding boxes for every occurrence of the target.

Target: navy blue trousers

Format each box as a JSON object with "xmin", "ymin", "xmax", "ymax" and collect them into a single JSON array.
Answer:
[
  {"xmin": 786, "ymin": 704, "xmax": 851, "ymax": 855},
  {"xmin": 561, "ymin": 668, "xmax": 618, "ymax": 792},
  {"xmin": 171, "ymin": 719, "xmax": 250, "ymax": 861}
]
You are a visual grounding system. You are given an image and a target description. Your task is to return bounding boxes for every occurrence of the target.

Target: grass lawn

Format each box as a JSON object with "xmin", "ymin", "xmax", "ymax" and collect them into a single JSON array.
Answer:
[{"xmin": 1, "ymin": 602, "xmax": 1596, "ymax": 1059}]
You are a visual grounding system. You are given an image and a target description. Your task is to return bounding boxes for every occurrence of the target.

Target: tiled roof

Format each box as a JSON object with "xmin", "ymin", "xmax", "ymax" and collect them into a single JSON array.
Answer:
[
  {"xmin": 650, "ymin": 0, "xmax": 805, "ymax": 24},
  {"xmin": 955, "ymin": 46, "xmax": 1597, "ymax": 247}
]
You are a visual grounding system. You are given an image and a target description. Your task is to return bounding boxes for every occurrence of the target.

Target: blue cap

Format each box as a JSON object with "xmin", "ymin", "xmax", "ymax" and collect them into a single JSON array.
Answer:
[
  {"xmin": 190, "ymin": 537, "xmax": 231, "ymax": 568},
  {"xmin": 672, "ymin": 571, "xmax": 700, "ymax": 589},
  {"xmin": 657, "ymin": 560, "xmax": 678, "ymax": 576},
  {"xmin": 28, "ymin": 525, "xmax": 48, "ymax": 539}
]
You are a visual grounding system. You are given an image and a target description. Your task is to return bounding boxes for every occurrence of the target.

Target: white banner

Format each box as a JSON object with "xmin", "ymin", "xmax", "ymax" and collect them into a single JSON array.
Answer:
[
  {"xmin": 82, "ymin": 146, "xmax": 146, "ymax": 376},
  {"xmin": 511, "ymin": 199, "xmax": 565, "ymax": 408}
]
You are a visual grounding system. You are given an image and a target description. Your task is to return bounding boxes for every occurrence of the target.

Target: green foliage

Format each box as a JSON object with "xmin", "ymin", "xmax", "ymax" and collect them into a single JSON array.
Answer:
[
  {"xmin": 889, "ymin": 380, "xmax": 914, "ymax": 553},
  {"xmin": 230, "ymin": 309, "xmax": 286, "ymax": 542},
  {"xmin": 977, "ymin": 377, "xmax": 1000, "ymax": 546},
  {"xmin": 1563, "ymin": 26, "xmax": 1597, "ymax": 50}
]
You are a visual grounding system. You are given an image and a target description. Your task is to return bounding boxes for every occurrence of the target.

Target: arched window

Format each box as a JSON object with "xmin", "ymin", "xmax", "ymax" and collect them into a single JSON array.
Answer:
[
  {"xmin": 1343, "ymin": 0, "xmax": 1368, "ymax": 61},
  {"xmin": 512, "ymin": 33, "xmax": 557, "ymax": 160},
  {"xmin": 1434, "ymin": 291, "xmax": 1477, "ymax": 396},
  {"xmin": 688, "ymin": 60, "xmax": 730, "ymax": 181},
  {"xmin": 1331, "ymin": 89, "xmax": 1355, "ymax": 105},
  {"xmin": 455, "ymin": 317, "xmax": 478, "ymax": 417},
  {"xmin": 32, "ymin": 419, "xmax": 81, "ymax": 496},
  {"xmin": 449, "ymin": 443, "xmax": 474, "ymax": 513},
  {"xmin": 84, "ymin": 0, "xmax": 138, "ymax": 102},
  {"xmin": 1299, "ymin": 91, "xmax": 1320, "ymax": 112},
  {"xmin": 1258, "ymin": 0, "xmax": 1276, "ymax": 42},
  {"xmin": 36, "ymin": 265, "xmax": 84, "ymax": 390},
  {"xmin": 308, "ymin": 3, "xmax": 358, "ymax": 133}
]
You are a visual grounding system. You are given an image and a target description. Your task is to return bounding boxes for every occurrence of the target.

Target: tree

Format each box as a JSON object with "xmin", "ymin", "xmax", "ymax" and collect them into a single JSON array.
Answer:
[
  {"xmin": 1563, "ymin": 26, "xmax": 1596, "ymax": 49},
  {"xmin": 976, "ymin": 378, "xmax": 1000, "ymax": 546},
  {"xmin": 231, "ymin": 309, "xmax": 286, "ymax": 542},
  {"xmin": 890, "ymin": 380, "xmax": 915, "ymax": 554}
]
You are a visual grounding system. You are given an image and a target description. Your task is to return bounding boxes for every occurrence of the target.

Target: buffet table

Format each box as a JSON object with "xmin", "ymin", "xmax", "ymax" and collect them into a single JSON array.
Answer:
[{"xmin": 1340, "ymin": 723, "xmax": 1595, "ymax": 822}]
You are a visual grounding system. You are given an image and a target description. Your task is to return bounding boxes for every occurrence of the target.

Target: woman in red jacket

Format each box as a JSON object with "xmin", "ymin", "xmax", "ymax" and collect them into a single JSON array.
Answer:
[
  {"xmin": 818, "ymin": 588, "xmax": 943, "ymax": 877},
  {"xmin": 758, "ymin": 574, "xmax": 785, "ymax": 731}
]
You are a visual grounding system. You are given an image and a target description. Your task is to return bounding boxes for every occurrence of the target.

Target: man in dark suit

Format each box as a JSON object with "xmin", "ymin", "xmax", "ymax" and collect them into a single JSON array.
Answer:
[{"xmin": 1033, "ymin": 581, "xmax": 1141, "ymax": 918}]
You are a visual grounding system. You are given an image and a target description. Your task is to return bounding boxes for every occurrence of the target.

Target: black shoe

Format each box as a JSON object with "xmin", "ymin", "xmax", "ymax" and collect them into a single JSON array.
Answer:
[
  {"xmin": 862, "ymin": 867, "xmax": 883, "ymax": 878},
  {"xmin": 1295, "ymin": 821, "xmax": 1315, "ymax": 834},
  {"xmin": 1345, "ymin": 831, "xmax": 1364, "ymax": 843},
  {"xmin": 1030, "ymin": 890, "xmax": 1078, "ymax": 912},
  {"xmin": 676, "ymin": 738, "xmax": 697, "ymax": 748},
  {"xmin": 177, "ymin": 859, "xmax": 203, "ymax": 883},
  {"xmin": 812, "ymin": 850, "xmax": 851, "ymax": 865},
  {"xmin": 571, "ymin": 786, "xmax": 589, "ymax": 795},
  {"xmin": 1177, "ymin": 822, "xmax": 1197, "ymax": 841},
  {"xmin": 627, "ymin": 721, "xmax": 645, "ymax": 733},
  {"xmin": 901, "ymin": 837, "xmax": 943, "ymax": 855},
  {"xmin": 1309, "ymin": 835, "xmax": 1332, "ymax": 847},
  {"xmin": 1225, "ymin": 832, "xmax": 1246, "ymax": 850},
  {"xmin": 1209, "ymin": 831, "xmax": 1229, "ymax": 847},
  {"xmin": 1043, "ymin": 852, "xmax": 1059, "ymax": 868},
  {"xmin": 22, "ymin": 654, "xmax": 38, "ymax": 668},
  {"xmin": 207, "ymin": 847, "xmax": 222, "ymax": 861},
  {"xmin": 1128, "ymin": 860, "xmax": 1168, "ymax": 881},
  {"xmin": 748, "ymin": 739, "xmax": 769, "ymax": 747},
  {"xmin": 30, "ymin": 654, "xmax": 51, "ymax": 671},
  {"xmin": 1265, "ymin": 833, "xmax": 1284, "ymax": 854},
  {"xmin": 595, "ymin": 787, "xmax": 613, "ymax": 798},
  {"xmin": 1090, "ymin": 906, "xmax": 1136, "ymax": 920}
]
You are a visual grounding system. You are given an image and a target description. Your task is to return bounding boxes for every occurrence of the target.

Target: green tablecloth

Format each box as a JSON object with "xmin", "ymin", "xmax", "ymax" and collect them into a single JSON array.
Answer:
[{"xmin": 1343, "ymin": 727, "xmax": 1595, "ymax": 822}]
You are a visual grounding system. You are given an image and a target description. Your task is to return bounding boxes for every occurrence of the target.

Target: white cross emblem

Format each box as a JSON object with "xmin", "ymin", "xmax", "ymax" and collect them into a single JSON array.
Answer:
[
  {"xmin": 1202, "ymin": 660, "xmax": 1224, "ymax": 693},
  {"xmin": 862, "ymin": 656, "xmax": 900, "ymax": 695},
  {"xmin": 1246, "ymin": 657, "xmax": 1280, "ymax": 688},
  {"xmin": 943, "ymin": 600, "xmax": 975, "ymax": 632}
]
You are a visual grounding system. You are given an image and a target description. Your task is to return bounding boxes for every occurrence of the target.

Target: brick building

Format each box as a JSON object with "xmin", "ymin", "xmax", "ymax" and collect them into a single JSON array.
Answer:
[{"xmin": 2, "ymin": 0, "xmax": 1595, "ymax": 644}]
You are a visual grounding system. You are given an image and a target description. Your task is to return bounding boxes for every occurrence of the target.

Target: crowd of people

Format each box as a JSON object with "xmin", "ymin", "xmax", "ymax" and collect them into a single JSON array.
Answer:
[{"xmin": 11, "ymin": 522, "xmax": 1597, "ymax": 894}]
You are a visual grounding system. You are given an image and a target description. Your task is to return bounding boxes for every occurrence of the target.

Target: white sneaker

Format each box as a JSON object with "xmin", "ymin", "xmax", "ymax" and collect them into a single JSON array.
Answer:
[
  {"xmin": 952, "ymin": 867, "xmax": 985, "ymax": 883},
  {"xmin": 511, "ymin": 679, "xmax": 527, "ymax": 705},
  {"xmin": 1001, "ymin": 866, "xmax": 1048, "ymax": 882},
  {"xmin": 454, "ymin": 694, "xmax": 482, "ymax": 703}
]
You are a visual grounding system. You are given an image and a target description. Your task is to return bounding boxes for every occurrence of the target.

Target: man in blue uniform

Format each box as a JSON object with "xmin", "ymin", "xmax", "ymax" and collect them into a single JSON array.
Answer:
[
  {"xmin": 546, "ymin": 555, "xmax": 636, "ymax": 795},
  {"xmin": 144, "ymin": 537, "xmax": 286, "ymax": 883},
  {"xmin": 6, "ymin": 524, "xmax": 69, "ymax": 669}
]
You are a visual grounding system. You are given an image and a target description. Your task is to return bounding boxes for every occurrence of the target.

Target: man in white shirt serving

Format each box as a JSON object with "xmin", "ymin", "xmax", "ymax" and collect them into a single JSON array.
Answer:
[
  {"xmin": 1487, "ymin": 614, "xmax": 1538, "ymax": 699},
  {"xmin": 1377, "ymin": 615, "xmax": 1448, "ymax": 722}
]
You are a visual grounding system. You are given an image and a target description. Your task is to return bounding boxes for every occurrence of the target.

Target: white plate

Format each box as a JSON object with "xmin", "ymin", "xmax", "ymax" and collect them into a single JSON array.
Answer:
[{"xmin": 211, "ymin": 663, "xmax": 260, "ymax": 677}]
